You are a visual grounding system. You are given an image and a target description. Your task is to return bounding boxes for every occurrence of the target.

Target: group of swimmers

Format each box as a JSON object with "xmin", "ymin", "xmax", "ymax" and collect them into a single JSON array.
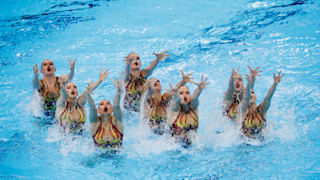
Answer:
[{"xmin": 32, "ymin": 51, "xmax": 284, "ymax": 148}]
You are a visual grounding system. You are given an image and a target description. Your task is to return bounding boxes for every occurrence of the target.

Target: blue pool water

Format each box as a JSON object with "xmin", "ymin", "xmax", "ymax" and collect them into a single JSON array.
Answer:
[{"xmin": 1, "ymin": 0, "xmax": 320, "ymax": 179}]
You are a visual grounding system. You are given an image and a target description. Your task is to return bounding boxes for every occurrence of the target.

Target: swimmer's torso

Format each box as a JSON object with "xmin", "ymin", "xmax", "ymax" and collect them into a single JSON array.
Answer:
[
  {"xmin": 242, "ymin": 104, "xmax": 266, "ymax": 138},
  {"xmin": 146, "ymin": 93, "xmax": 171, "ymax": 132},
  {"xmin": 124, "ymin": 73, "xmax": 146, "ymax": 111},
  {"xmin": 171, "ymin": 107, "xmax": 199, "ymax": 136},
  {"xmin": 92, "ymin": 116, "xmax": 123, "ymax": 148},
  {"xmin": 38, "ymin": 77, "xmax": 61, "ymax": 112},
  {"xmin": 224, "ymin": 91, "xmax": 242, "ymax": 120},
  {"xmin": 59, "ymin": 102, "xmax": 86, "ymax": 131}
]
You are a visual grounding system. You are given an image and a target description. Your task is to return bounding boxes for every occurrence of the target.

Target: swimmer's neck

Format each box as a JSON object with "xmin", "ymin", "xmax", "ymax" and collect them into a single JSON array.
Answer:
[
  {"xmin": 130, "ymin": 69, "xmax": 140, "ymax": 77},
  {"xmin": 101, "ymin": 114, "xmax": 112, "ymax": 123},
  {"xmin": 43, "ymin": 74, "xmax": 55, "ymax": 82},
  {"xmin": 151, "ymin": 90, "xmax": 161, "ymax": 99},
  {"xmin": 180, "ymin": 103, "xmax": 191, "ymax": 113},
  {"xmin": 67, "ymin": 97, "xmax": 77, "ymax": 106},
  {"xmin": 234, "ymin": 88, "xmax": 243, "ymax": 94},
  {"xmin": 248, "ymin": 103, "xmax": 257, "ymax": 110}
]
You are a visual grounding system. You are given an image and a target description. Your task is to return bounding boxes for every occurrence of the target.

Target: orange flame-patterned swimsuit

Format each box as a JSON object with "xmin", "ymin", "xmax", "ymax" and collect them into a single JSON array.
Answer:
[{"xmin": 93, "ymin": 117, "xmax": 123, "ymax": 148}]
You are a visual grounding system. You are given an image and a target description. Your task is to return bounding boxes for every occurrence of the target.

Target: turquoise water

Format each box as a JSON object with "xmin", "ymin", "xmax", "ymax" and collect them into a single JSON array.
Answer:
[{"xmin": 1, "ymin": 0, "xmax": 320, "ymax": 179}]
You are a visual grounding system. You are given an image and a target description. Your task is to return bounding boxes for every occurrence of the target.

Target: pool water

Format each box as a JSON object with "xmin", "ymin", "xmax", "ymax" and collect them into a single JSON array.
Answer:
[{"xmin": 1, "ymin": 0, "xmax": 320, "ymax": 179}]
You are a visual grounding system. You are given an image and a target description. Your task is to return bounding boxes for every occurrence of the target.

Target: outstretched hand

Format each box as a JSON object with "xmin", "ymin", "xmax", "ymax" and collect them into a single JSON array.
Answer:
[
  {"xmin": 274, "ymin": 71, "xmax": 284, "ymax": 83},
  {"xmin": 99, "ymin": 69, "xmax": 110, "ymax": 82},
  {"xmin": 168, "ymin": 83, "xmax": 178, "ymax": 96},
  {"xmin": 86, "ymin": 80, "xmax": 95, "ymax": 94},
  {"xmin": 153, "ymin": 51, "xmax": 170, "ymax": 62},
  {"xmin": 232, "ymin": 68, "xmax": 239, "ymax": 78},
  {"xmin": 33, "ymin": 64, "xmax": 39, "ymax": 76},
  {"xmin": 68, "ymin": 58, "xmax": 77, "ymax": 70},
  {"xmin": 245, "ymin": 73, "xmax": 253, "ymax": 83},
  {"xmin": 192, "ymin": 75, "xmax": 209, "ymax": 90},
  {"xmin": 112, "ymin": 78, "xmax": 123, "ymax": 91},
  {"xmin": 248, "ymin": 65, "xmax": 262, "ymax": 80},
  {"xmin": 180, "ymin": 70, "xmax": 193, "ymax": 84}
]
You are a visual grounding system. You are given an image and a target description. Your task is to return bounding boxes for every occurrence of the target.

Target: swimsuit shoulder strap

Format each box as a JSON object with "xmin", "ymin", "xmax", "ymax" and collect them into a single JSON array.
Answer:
[{"xmin": 93, "ymin": 117, "xmax": 103, "ymax": 138}]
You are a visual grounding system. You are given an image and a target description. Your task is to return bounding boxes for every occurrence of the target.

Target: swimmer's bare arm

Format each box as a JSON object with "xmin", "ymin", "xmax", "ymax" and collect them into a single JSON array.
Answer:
[
  {"xmin": 59, "ymin": 58, "xmax": 76, "ymax": 83},
  {"xmin": 78, "ymin": 69, "xmax": 110, "ymax": 106},
  {"xmin": 124, "ymin": 56, "xmax": 131, "ymax": 81},
  {"xmin": 56, "ymin": 82, "xmax": 68, "ymax": 108},
  {"xmin": 247, "ymin": 66, "xmax": 261, "ymax": 90},
  {"xmin": 166, "ymin": 71, "xmax": 193, "ymax": 101},
  {"xmin": 241, "ymin": 73, "xmax": 254, "ymax": 113},
  {"xmin": 87, "ymin": 93, "xmax": 98, "ymax": 123},
  {"xmin": 261, "ymin": 71, "xmax": 284, "ymax": 114},
  {"xmin": 191, "ymin": 75, "xmax": 208, "ymax": 109},
  {"xmin": 224, "ymin": 68, "xmax": 238, "ymax": 101},
  {"xmin": 112, "ymin": 79, "xmax": 123, "ymax": 122},
  {"xmin": 170, "ymin": 85, "xmax": 181, "ymax": 112},
  {"xmin": 142, "ymin": 51, "xmax": 170, "ymax": 78},
  {"xmin": 32, "ymin": 64, "xmax": 40, "ymax": 90}
]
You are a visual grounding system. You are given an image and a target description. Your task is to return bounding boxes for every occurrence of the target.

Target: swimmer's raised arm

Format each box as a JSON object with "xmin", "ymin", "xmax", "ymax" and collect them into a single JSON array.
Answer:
[
  {"xmin": 112, "ymin": 79, "xmax": 123, "ymax": 122},
  {"xmin": 241, "ymin": 73, "xmax": 254, "ymax": 113},
  {"xmin": 59, "ymin": 58, "xmax": 76, "ymax": 83},
  {"xmin": 224, "ymin": 68, "xmax": 238, "ymax": 101},
  {"xmin": 87, "ymin": 93, "xmax": 98, "ymax": 123},
  {"xmin": 191, "ymin": 75, "xmax": 208, "ymax": 109},
  {"xmin": 142, "ymin": 51, "xmax": 170, "ymax": 78},
  {"xmin": 78, "ymin": 69, "xmax": 109, "ymax": 106},
  {"xmin": 247, "ymin": 66, "xmax": 261, "ymax": 90},
  {"xmin": 123, "ymin": 56, "xmax": 131, "ymax": 81},
  {"xmin": 170, "ymin": 84, "xmax": 181, "ymax": 112},
  {"xmin": 261, "ymin": 71, "xmax": 284, "ymax": 115},
  {"xmin": 56, "ymin": 81, "xmax": 68, "ymax": 108},
  {"xmin": 32, "ymin": 64, "xmax": 40, "ymax": 90}
]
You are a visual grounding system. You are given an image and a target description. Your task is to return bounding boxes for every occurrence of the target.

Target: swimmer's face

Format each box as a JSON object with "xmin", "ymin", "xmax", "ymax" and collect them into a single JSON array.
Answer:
[
  {"xmin": 233, "ymin": 74, "xmax": 243, "ymax": 92},
  {"xmin": 40, "ymin": 59, "xmax": 56, "ymax": 75},
  {"xmin": 98, "ymin": 100, "xmax": 113, "ymax": 115},
  {"xmin": 66, "ymin": 82, "xmax": 78, "ymax": 98},
  {"xmin": 249, "ymin": 89, "xmax": 257, "ymax": 105},
  {"xmin": 150, "ymin": 78, "xmax": 162, "ymax": 92},
  {"xmin": 177, "ymin": 86, "xmax": 191, "ymax": 105},
  {"xmin": 128, "ymin": 52, "xmax": 141, "ymax": 70}
]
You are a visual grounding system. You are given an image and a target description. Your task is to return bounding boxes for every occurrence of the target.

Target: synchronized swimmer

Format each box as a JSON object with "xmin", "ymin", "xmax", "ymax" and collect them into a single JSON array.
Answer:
[{"xmin": 32, "ymin": 53, "xmax": 283, "ymax": 149}]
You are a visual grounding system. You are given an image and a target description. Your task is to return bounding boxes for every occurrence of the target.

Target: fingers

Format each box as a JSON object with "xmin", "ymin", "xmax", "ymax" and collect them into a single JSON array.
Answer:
[
  {"xmin": 180, "ymin": 70, "xmax": 184, "ymax": 77},
  {"xmin": 161, "ymin": 50, "xmax": 168, "ymax": 54},
  {"xmin": 245, "ymin": 74, "xmax": 250, "ymax": 80},
  {"xmin": 248, "ymin": 65, "xmax": 253, "ymax": 72},
  {"xmin": 186, "ymin": 72, "xmax": 193, "ymax": 77},
  {"xmin": 68, "ymin": 58, "xmax": 71, "ymax": 64},
  {"xmin": 111, "ymin": 78, "xmax": 117, "ymax": 87},
  {"xmin": 105, "ymin": 70, "xmax": 110, "ymax": 75}
]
